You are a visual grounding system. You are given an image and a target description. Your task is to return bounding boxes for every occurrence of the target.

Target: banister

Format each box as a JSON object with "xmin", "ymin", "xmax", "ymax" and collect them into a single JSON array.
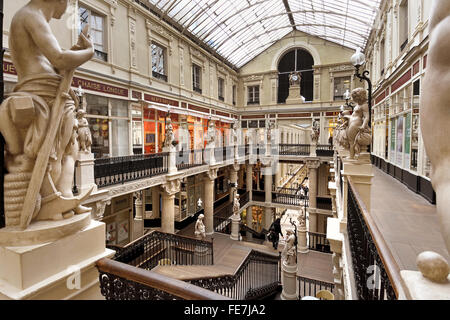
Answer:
[
  {"xmin": 96, "ymin": 258, "xmax": 230, "ymax": 300},
  {"xmin": 347, "ymin": 177, "xmax": 405, "ymax": 299}
]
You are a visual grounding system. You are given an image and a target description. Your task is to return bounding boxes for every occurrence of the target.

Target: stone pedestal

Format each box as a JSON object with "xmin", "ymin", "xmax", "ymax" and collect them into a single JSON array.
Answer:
[
  {"xmin": 0, "ymin": 219, "xmax": 114, "ymax": 300},
  {"xmin": 75, "ymin": 152, "xmax": 97, "ymax": 195},
  {"xmin": 310, "ymin": 143, "xmax": 317, "ymax": 157},
  {"xmin": 401, "ymin": 271, "xmax": 450, "ymax": 300},
  {"xmin": 297, "ymin": 225, "xmax": 308, "ymax": 254},
  {"xmin": 163, "ymin": 146, "xmax": 178, "ymax": 175},
  {"xmin": 342, "ymin": 156, "xmax": 373, "ymax": 213},
  {"xmin": 133, "ymin": 191, "xmax": 144, "ymax": 241},
  {"xmin": 286, "ymin": 85, "xmax": 303, "ymax": 105},
  {"xmin": 327, "ymin": 217, "xmax": 344, "ymax": 300},
  {"xmin": 281, "ymin": 261, "xmax": 298, "ymax": 300},
  {"xmin": 230, "ymin": 213, "xmax": 241, "ymax": 241}
]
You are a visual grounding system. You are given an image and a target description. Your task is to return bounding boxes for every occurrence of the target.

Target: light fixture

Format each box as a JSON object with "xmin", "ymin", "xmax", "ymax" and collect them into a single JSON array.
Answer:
[{"xmin": 351, "ymin": 48, "xmax": 366, "ymax": 68}]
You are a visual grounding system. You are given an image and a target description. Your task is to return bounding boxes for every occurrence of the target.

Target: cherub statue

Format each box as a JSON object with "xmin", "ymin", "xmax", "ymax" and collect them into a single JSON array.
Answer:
[
  {"xmin": 206, "ymin": 120, "xmax": 216, "ymax": 147},
  {"xmin": 233, "ymin": 192, "xmax": 240, "ymax": 214},
  {"xmin": 76, "ymin": 109, "xmax": 92, "ymax": 153},
  {"xmin": 334, "ymin": 109, "xmax": 351, "ymax": 149},
  {"xmin": 345, "ymin": 88, "xmax": 371, "ymax": 159},
  {"xmin": 194, "ymin": 214, "xmax": 206, "ymax": 240}
]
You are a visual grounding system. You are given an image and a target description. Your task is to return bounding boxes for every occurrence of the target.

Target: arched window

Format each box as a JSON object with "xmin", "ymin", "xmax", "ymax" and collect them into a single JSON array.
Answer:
[{"xmin": 278, "ymin": 49, "xmax": 314, "ymax": 103}]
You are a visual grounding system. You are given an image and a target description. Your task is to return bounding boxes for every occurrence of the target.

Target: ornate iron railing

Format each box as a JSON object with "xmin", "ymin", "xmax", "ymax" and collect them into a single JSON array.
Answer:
[
  {"xmin": 188, "ymin": 250, "xmax": 281, "ymax": 300},
  {"xmin": 176, "ymin": 149, "xmax": 204, "ymax": 170},
  {"xmin": 252, "ymin": 190, "xmax": 265, "ymax": 202},
  {"xmin": 308, "ymin": 232, "xmax": 331, "ymax": 253},
  {"xmin": 279, "ymin": 144, "xmax": 310, "ymax": 156},
  {"xmin": 317, "ymin": 197, "xmax": 333, "ymax": 211},
  {"xmin": 347, "ymin": 179, "xmax": 399, "ymax": 300},
  {"xmin": 113, "ymin": 230, "xmax": 213, "ymax": 270},
  {"xmin": 94, "ymin": 153, "xmax": 168, "ymax": 188},
  {"xmin": 297, "ymin": 276, "xmax": 335, "ymax": 299},
  {"xmin": 317, "ymin": 144, "xmax": 334, "ymax": 157},
  {"xmin": 96, "ymin": 258, "xmax": 228, "ymax": 300}
]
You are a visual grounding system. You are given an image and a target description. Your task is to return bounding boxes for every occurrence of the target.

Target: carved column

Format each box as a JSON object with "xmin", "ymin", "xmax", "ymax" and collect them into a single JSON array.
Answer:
[
  {"xmin": 133, "ymin": 191, "xmax": 144, "ymax": 240},
  {"xmin": 161, "ymin": 180, "xmax": 180, "ymax": 234},
  {"xmin": 228, "ymin": 164, "xmax": 239, "ymax": 203},
  {"xmin": 263, "ymin": 164, "xmax": 273, "ymax": 230},
  {"xmin": 246, "ymin": 205, "xmax": 253, "ymax": 240},
  {"xmin": 246, "ymin": 164, "xmax": 253, "ymax": 201},
  {"xmin": 307, "ymin": 160, "xmax": 321, "ymax": 233},
  {"xmin": 204, "ymin": 168, "xmax": 218, "ymax": 235},
  {"xmin": 152, "ymin": 187, "xmax": 160, "ymax": 219}
]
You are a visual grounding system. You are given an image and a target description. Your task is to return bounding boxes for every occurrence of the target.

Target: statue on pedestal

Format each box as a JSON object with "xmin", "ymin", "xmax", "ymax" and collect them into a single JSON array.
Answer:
[
  {"xmin": 206, "ymin": 120, "xmax": 216, "ymax": 148},
  {"xmin": 282, "ymin": 229, "xmax": 297, "ymax": 266},
  {"xmin": 345, "ymin": 88, "xmax": 371, "ymax": 159},
  {"xmin": 0, "ymin": 0, "xmax": 94, "ymax": 228},
  {"xmin": 289, "ymin": 72, "xmax": 301, "ymax": 87},
  {"xmin": 194, "ymin": 214, "xmax": 206, "ymax": 240},
  {"xmin": 162, "ymin": 117, "xmax": 176, "ymax": 149},
  {"xmin": 233, "ymin": 192, "xmax": 240, "ymax": 215},
  {"xmin": 76, "ymin": 109, "xmax": 92, "ymax": 153},
  {"xmin": 310, "ymin": 119, "xmax": 320, "ymax": 143},
  {"xmin": 334, "ymin": 108, "xmax": 351, "ymax": 150}
]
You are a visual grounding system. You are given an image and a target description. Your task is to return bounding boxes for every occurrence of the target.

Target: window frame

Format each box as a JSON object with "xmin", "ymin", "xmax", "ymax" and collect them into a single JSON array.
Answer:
[
  {"xmin": 151, "ymin": 42, "xmax": 168, "ymax": 82},
  {"xmin": 78, "ymin": 5, "xmax": 108, "ymax": 62},
  {"xmin": 247, "ymin": 85, "xmax": 260, "ymax": 105},
  {"xmin": 192, "ymin": 63, "xmax": 202, "ymax": 94}
]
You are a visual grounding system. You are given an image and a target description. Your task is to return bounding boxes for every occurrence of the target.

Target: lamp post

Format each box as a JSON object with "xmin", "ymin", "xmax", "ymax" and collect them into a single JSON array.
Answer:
[{"xmin": 351, "ymin": 48, "xmax": 373, "ymax": 153}]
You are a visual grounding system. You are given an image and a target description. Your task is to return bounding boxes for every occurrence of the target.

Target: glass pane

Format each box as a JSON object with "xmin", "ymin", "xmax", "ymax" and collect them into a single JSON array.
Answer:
[
  {"xmin": 110, "ymin": 98, "xmax": 128, "ymax": 117},
  {"xmin": 111, "ymin": 119, "xmax": 129, "ymax": 156},
  {"xmin": 86, "ymin": 94, "xmax": 108, "ymax": 116},
  {"xmin": 89, "ymin": 118, "xmax": 109, "ymax": 158}
]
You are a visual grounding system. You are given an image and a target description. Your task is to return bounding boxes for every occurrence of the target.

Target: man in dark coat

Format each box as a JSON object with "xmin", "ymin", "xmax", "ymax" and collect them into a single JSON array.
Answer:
[{"xmin": 268, "ymin": 211, "xmax": 285, "ymax": 250}]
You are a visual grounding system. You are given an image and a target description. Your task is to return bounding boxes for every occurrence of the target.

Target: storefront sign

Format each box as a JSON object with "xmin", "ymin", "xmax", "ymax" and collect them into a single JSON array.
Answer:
[
  {"xmin": 391, "ymin": 69, "xmax": 412, "ymax": 93},
  {"xmin": 278, "ymin": 113, "xmax": 311, "ymax": 118},
  {"xmin": 132, "ymin": 90, "xmax": 142, "ymax": 100},
  {"xmin": 375, "ymin": 91, "xmax": 386, "ymax": 105},
  {"xmin": 188, "ymin": 104, "xmax": 209, "ymax": 114},
  {"xmin": 72, "ymin": 77, "xmax": 129, "ymax": 97},
  {"xmin": 3, "ymin": 61, "xmax": 17, "ymax": 75},
  {"xmin": 144, "ymin": 93, "xmax": 179, "ymax": 107}
]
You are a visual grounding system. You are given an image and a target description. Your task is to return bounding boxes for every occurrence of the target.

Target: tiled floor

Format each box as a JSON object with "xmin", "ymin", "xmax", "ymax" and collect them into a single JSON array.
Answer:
[{"xmin": 370, "ymin": 167, "xmax": 450, "ymax": 271}]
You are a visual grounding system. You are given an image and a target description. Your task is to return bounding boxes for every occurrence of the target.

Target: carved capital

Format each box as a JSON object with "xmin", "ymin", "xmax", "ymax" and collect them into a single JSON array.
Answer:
[
  {"xmin": 205, "ymin": 168, "xmax": 218, "ymax": 181},
  {"xmin": 161, "ymin": 179, "xmax": 181, "ymax": 196},
  {"xmin": 93, "ymin": 198, "xmax": 111, "ymax": 221},
  {"xmin": 306, "ymin": 160, "xmax": 321, "ymax": 170}
]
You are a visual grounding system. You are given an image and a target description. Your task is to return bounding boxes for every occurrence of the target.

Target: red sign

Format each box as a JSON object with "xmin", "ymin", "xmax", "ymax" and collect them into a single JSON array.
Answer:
[
  {"xmin": 391, "ymin": 69, "xmax": 412, "ymax": 93},
  {"xmin": 413, "ymin": 61, "xmax": 420, "ymax": 76},
  {"xmin": 423, "ymin": 55, "xmax": 428, "ymax": 69},
  {"xmin": 375, "ymin": 91, "xmax": 386, "ymax": 105},
  {"xmin": 145, "ymin": 93, "xmax": 179, "ymax": 107},
  {"xmin": 3, "ymin": 61, "xmax": 17, "ymax": 75},
  {"xmin": 279, "ymin": 113, "xmax": 310, "ymax": 118},
  {"xmin": 132, "ymin": 90, "xmax": 142, "ymax": 100},
  {"xmin": 188, "ymin": 104, "xmax": 209, "ymax": 114},
  {"xmin": 72, "ymin": 77, "xmax": 128, "ymax": 97},
  {"xmin": 216, "ymin": 111, "xmax": 229, "ymax": 117},
  {"xmin": 242, "ymin": 115, "xmax": 264, "ymax": 119},
  {"xmin": 326, "ymin": 112, "xmax": 340, "ymax": 117}
]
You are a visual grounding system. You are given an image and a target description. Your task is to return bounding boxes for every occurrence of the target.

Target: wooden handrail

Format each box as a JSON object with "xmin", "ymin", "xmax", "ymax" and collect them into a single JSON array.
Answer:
[
  {"xmin": 347, "ymin": 177, "xmax": 405, "ymax": 298},
  {"xmin": 96, "ymin": 258, "xmax": 230, "ymax": 300}
]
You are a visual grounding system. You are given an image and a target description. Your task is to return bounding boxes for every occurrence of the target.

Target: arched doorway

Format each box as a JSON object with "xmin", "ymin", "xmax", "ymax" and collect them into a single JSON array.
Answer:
[{"xmin": 278, "ymin": 48, "xmax": 314, "ymax": 103}]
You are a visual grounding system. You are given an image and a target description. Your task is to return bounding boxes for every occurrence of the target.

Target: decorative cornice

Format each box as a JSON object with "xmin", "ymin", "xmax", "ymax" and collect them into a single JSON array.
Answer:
[
  {"xmin": 161, "ymin": 179, "xmax": 181, "ymax": 196},
  {"xmin": 306, "ymin": 160, "xmax": 321, "ymax": 169},
  {"xmin": 205, "ymin": 168, "xmax": 218, "ymax": 181}
]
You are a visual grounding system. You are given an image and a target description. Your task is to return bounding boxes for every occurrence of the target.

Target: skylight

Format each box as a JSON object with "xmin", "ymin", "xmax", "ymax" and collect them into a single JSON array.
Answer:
[{"xmin": 148, "ymin": 0, "xmax": 381, "ymax": 68}]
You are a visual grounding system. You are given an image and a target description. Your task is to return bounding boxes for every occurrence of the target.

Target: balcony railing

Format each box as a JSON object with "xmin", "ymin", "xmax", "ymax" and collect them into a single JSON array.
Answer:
[
  {"xmin": 239, "ymin": 191, "xmax": 250, "ymax": 208},
  {"xmin": 347, "ymin": 177, "xmax": 400, "ymax": 300},
  {"xmin": 308, "ymin": 232, "xmax": 331, "ymax": 253},
  {"xmin": 176, "ymin": 149, "xmax": 205, "ymax": 170},
  {"xmin": 317, "ymin": 144, "xmax": 334, "ymax": 157},
  {"xmin": 279, "ymin": 144, "xmax": 310, "ymax": 156},
  {"xmin": 112, "ymin": 230, "xmax": 214, "ymax": 269},
  {"xmin": 96, "ymin": 258, "xmax": 229, "ymax": 300},
  {"xmin": 297, "ymin": 276, "xmax": 335, "ymax": 299},
  {"xmin": 94, "ymin": 153, "xmax": 168, "ymax": 188},
  {"xmin": 252, "ymin": 190, "xmax": 265, "ymax": 202},
  {"xmin": 187, "ymin": 250, "xmax": 281, "ymax": 300},
  {"xmin": 317, "ymin": 197, "xmax": 332, "ymax": 211}
]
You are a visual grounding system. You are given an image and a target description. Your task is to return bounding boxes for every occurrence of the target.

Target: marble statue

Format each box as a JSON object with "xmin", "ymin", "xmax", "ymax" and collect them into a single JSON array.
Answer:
[
  {"xmin": 233, "ymin": 192, "xmax": 240, "ymax": 214},
  {"xmin": 298, "ymin": 208, "xmax": 306, "ymax": 228},
  {"xmin": 194, "ymin": 214, "xmax": 206, "ymax": 240},
  {"xmin": 282, "ymin": 229, "xmax": 296, "ymax": 266},
  {"xmin": 162, "ymin": 118, "xmax": 175, "ymax": 148},
  {"xmin": 420, "ymin": 0, "xmax": 450, "ymax": 268},
  {"xmin": 76, "ymin": 109, "xmax": 92, "ymax": 153},
  {"xmin": 206, "ymin": 120, "xmax": 216, "ymax": 147},
  {"xmin": 0, "ymin": 0, "xmax": 94, "ymax": 228},
  {"xmin": 310, "ymin": 119, "xmax": 320, "ymax": 143},
  {"xmin": 334, "ymin": 109, "xmax": 351, "ymax": 149},
  {"xmin": 232, "ymin": 119, "xmax": 239, "ymax": 146},
  {"xmin": 345, "ymin": 88, "xmax": 371, "ymax": 159}
]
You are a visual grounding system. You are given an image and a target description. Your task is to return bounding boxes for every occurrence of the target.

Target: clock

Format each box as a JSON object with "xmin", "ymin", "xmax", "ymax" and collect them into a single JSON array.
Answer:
[{"xmin": 291, "ymin": 74, "xmax": 299, "ymax": 81}]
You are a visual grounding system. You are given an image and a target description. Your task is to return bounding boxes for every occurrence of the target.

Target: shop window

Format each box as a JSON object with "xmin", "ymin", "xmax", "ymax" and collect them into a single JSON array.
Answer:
[
  {"xmin": 333, "ymin": 76, "xmax": 351, "ymax": 101},
  {"xmin": 151, "ymin": 43, "xmax": 167, "ymax": 82},
  {"xmin": 192, "ymin": 64, "xmax": 202, "ymax": 94},
  {"xmin": 247, "ymin": 85, "xmax": 259, "ymax": 105},
  {"xmin": 111, "ymin": 119, "xmax": 129, "ymax": 157},
  {"xmin": 79, "ymin": 6, "xmax": 107, "ymax": 62},
  {"xmin": 110, "ymin": 99, "xmax": 128, "ymax": 117},
  {"xmin": 89, "ymin": 118, "xmax": 109, "ymax": 158}
]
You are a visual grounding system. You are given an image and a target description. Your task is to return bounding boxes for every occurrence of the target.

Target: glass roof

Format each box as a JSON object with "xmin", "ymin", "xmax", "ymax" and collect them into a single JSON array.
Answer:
[{"xmin": 148, "ymin": 0, "xmax": 381, "ymax": 68}]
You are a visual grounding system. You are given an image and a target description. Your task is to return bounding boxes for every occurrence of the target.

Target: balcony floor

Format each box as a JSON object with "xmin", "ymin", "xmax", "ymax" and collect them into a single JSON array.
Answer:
[{"xmin": 371, "ymin": 167, "xmax": 450, "ymax": 271}]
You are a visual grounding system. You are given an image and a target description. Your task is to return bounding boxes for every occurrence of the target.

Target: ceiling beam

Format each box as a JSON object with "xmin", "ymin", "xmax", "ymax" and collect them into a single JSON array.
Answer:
[{"xmin": 282, "ymin": 0, "xmax": 296, "ymax": 31}]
